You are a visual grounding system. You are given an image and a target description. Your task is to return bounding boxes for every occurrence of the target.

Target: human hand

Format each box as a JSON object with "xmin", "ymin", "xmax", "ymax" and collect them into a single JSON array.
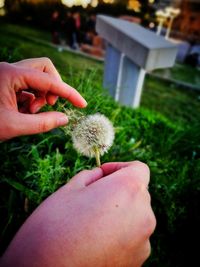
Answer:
[
  {"xmin": 1, "ymin": 161, "xmax": 156, "ymax": 267},
  {"xmin": 0, "ymin": 58, "xmax": 87, "ymax": 140}
]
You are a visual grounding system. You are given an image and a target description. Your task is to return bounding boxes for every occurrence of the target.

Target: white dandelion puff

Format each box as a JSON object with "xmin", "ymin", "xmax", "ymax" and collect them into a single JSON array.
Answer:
[{"xmin": 72, "ymin": 113, "xmax": 115, "ymax": 166}]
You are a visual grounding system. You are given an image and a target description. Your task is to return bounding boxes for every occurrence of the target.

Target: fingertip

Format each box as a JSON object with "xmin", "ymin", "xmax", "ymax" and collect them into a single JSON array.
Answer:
[
  {"xmin": 132, "ymin": 161, "xmax": 150, "ymax": 176},
  {"xmin": 81, "ymin": 98, "xmax": 87, "ymax": 108},
  {"xmin": 30, "ymin": 98, "xmax": 47, "ymax": 113},
  {"xmin": 46, "ymin": 94, "xmax": 58, "ymax": 105},
  {"xmin": 57, "ymin": 114, "xmax": 68, "ymax": 126},
  {"xmin": 68, "ymin": 167, "xmax": 104, "ymax": 189},
  {"xmin": 74, "ymin": 98, "xmax": 87, "ymax": 108},
  {"xmin": 63, "ymin": 83, "xmax": 87, "ymax": 108}
]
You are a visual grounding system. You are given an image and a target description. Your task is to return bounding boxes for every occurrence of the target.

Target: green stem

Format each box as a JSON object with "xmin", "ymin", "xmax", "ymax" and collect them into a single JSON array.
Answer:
[{"xmin": 93, "ymin": 146, "xmax": 101, "ymax": 167}]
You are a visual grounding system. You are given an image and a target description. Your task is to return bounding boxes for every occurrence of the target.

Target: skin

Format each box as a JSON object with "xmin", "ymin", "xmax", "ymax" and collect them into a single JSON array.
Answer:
[
  {"xmin": 0, "ymin": 57, "xmax": 87, "ymax": 141},
  {"xmin": 1, "ymin": 161, "xmax": 156, "ymax": 267},
  {"xmin": 0, "ymin": 58, "xmax": 156, "ymax": 267}
]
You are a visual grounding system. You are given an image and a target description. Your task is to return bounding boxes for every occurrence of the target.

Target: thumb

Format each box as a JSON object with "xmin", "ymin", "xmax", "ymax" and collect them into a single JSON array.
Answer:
[
  {"xmin": 67, "ymin": 168, "xmax": 104, "ymax": 190},
  {"xmin": 13, "ymin": 111, "xmax": 68, "ymax": 137}
]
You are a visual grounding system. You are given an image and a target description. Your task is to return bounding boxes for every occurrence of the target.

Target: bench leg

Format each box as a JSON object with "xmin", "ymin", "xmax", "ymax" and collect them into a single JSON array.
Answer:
[
  {"xmin": 103, "ymin": 43, "xmax": 145, "ymax": 108},
  {"xmin": 117, "ymin": 56, "xmax": 145, "ymax": 108},
  {"xmin": 103, "ymin": 44, "xmax": 121, "ymax": 98}
]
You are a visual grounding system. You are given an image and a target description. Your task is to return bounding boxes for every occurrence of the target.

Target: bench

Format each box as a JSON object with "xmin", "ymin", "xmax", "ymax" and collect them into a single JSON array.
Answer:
[{"xmin": 96, "ymin": 15, "xmax": 178, "ymax": 107}]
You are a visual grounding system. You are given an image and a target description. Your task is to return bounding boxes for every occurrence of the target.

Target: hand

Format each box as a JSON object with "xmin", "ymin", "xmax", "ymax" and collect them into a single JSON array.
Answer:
[
  {"xmin": 0, "ymin": 58, "xmax": 87, "ymax": 140},
  {"xmin": 1, "ymin": 161, "xmax": 156, "ymax": 267}
]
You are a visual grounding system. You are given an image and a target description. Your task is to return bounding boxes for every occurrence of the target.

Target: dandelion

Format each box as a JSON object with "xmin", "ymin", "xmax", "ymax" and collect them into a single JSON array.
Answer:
[{"xmin": 72, "ymin": 113, "xmax": 115, "ymax": 167}]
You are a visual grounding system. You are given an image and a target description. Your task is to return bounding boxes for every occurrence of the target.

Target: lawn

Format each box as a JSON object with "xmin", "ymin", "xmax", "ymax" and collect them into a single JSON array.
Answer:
[
  {"xmin": 0, "ymin": 22, "xmax": 199, "ymax": 126},
  {"xmin": 153, "ymin": 63, "xmax": 200, "ymax": 88},
  {"xmin": 0, "ymin": 22, "xmax": 200, "ymax": 267}
]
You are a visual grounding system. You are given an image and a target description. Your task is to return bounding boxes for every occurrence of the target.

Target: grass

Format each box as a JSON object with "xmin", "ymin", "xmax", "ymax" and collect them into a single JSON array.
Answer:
[
  {"xmin": 0, "ymin": 22, "xmax": 199, "ymax": 126},
  {"xmin": 0, "ymin": 24, "xmax": 102, "ymax": 74},
  {"xmin": 142, "ymin": 75, "xmax": 200, "ymax": 125},
  {"xmin": 0, "ymin": 22, "xmax": 200, "ymax": 267},
  {"xmin": 153, "ymin": 63, "xmax": 200, "ymax": 87}
]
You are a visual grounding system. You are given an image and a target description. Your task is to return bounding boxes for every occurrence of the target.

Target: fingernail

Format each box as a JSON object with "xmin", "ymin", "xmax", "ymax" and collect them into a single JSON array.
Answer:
[
  {"xmin": 57, "ymin": 115, "xmax": 68, "ymax": 126},
  {"xmin": 82, "ymin": 99, "xmax": 87, "ymax": 107}
]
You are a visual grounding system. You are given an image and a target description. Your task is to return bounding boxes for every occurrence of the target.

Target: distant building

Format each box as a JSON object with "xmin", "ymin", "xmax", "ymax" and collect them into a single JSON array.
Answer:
[
  {"xmin": 155, "ymin": 0, "xmax": 200, "ymax": 42},
  {"xmin": 173, "ymin": 0, "xmax": 200, "ymax": 42}
]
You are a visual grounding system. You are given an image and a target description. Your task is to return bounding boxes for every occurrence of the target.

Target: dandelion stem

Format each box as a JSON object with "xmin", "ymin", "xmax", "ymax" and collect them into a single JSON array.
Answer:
[{"xmin": 93, "ymin": 146, "xmax": 101, "ymax": 167}]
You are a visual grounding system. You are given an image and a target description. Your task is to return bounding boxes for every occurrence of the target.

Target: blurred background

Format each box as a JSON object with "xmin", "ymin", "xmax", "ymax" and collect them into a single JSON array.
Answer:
[{"xmin": 0, "ymin": 0, "xmax": 200, "ymax": 63}]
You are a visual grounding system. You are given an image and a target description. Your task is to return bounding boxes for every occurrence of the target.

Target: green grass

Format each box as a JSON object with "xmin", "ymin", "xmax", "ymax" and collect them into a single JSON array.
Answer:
[
  {"xmin": 0, "ymin": 22, "xmax": 199, "ymax": 126},
  {"xmin": 153, "ymin": 63, "xmax": 200, "ymax": 87},
  {"xmin": 0, "ymin": 22, "xmax": 200, "ymax": 267},
  {"xmin": 142, "ymin": 75, "xmax": 200, "ymax": 125},
  {"xmin": 0, "ymin": 23, "xmax": 103, "ymax": 74},
  {"xmin": 0, "ymin": 22, "xmax": 52, "ymax": 42}
]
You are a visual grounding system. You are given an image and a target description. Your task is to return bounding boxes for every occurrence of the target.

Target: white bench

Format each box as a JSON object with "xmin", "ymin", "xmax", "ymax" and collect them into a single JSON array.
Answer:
[{"xmin": 96, "ymin": 15, "xmax": 178, "ymax": 107}]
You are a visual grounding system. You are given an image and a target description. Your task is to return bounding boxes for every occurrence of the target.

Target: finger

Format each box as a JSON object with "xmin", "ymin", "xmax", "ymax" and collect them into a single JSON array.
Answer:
[
  {"xmin": 30, "ymin": 94, "xmax": 58, "ymax": 113},
  {"xmin": 101, "ymin": 161, "xmax": 150, "ymax": 187},
  {"xmin": 101, "ymin": 161, "xmax": 135, "ymax": 175},
  {"xmin": 17, "ymin": 91, "xmax": 35, "ymax": 113},
  {"xmin": 68, "ymin": 167, "xmax": 104, "ymax": 190},
  {"xmin": 16, "ymin": 91, "xmax": 35, "ymax": 103},
  {"xmin": 46, "ymin": 92, "xmax": 58, "ymax": 105},
  {"xmin": 101, "ymin": 161, "xmax": 150, "ymax": 176},
  {"xmin": 13, "ymin": 57, "xmax": 62, "ymax": 81},
  {"xmin": 29, "ymin": 97, "xmax": 47, "ymax": 114},
  {"xmin": 17, "ymin": 67, "xmax": 87, "ymax": 108},
  {"xmin": 12, "ymin": 111, "xmax": 68, "ymax": 137}
]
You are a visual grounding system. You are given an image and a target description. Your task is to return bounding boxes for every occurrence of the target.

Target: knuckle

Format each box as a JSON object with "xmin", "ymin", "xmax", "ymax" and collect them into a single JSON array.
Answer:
[
  {"xmin": 117, "ymin": 174, "xmax": 141, "ymax": 197},
  {"xmin": 0, "ymin": 62, "xmax": 13, "ymax": 74},
  {"xmin": 131, "ymin": 161, "xmax": 150, "ymax": 186},
  {"xmin": 142, "ymin": 212, "xmax": 156, "ymax": 239},
  {"xmin": 143, "ymin": 240, "xmax": 151, "ymax": 260},
  {"xmin": 79, "ymin": 170, "xmax": 91, "ymax": 176},
  {"xmin": 133, "ymin": 161, "xmax": 150, "ymax": 175},
  {"xmin": 114, "ymin": 162, "xmax": 151, "ymax": 199},
  {"xmin": 0, "ymin": 62, "xmax": 10, "ymax": 68},
  {"xmin": 43, "ymin": 57, "xmax": 53, "ymax": 65},
  {"xmin": 38, "ymin": 120, "xmax": 51, "ymax": 133},
  {"xmin": 146, "ymin": 190, "xmax": 151, "ymax": 203}
]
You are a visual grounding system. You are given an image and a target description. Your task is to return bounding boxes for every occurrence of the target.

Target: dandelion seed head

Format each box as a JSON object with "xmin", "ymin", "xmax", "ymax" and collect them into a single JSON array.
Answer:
[{"xmin": 72, "ymin": 114, "xmax": 115, "ymax": 158}]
